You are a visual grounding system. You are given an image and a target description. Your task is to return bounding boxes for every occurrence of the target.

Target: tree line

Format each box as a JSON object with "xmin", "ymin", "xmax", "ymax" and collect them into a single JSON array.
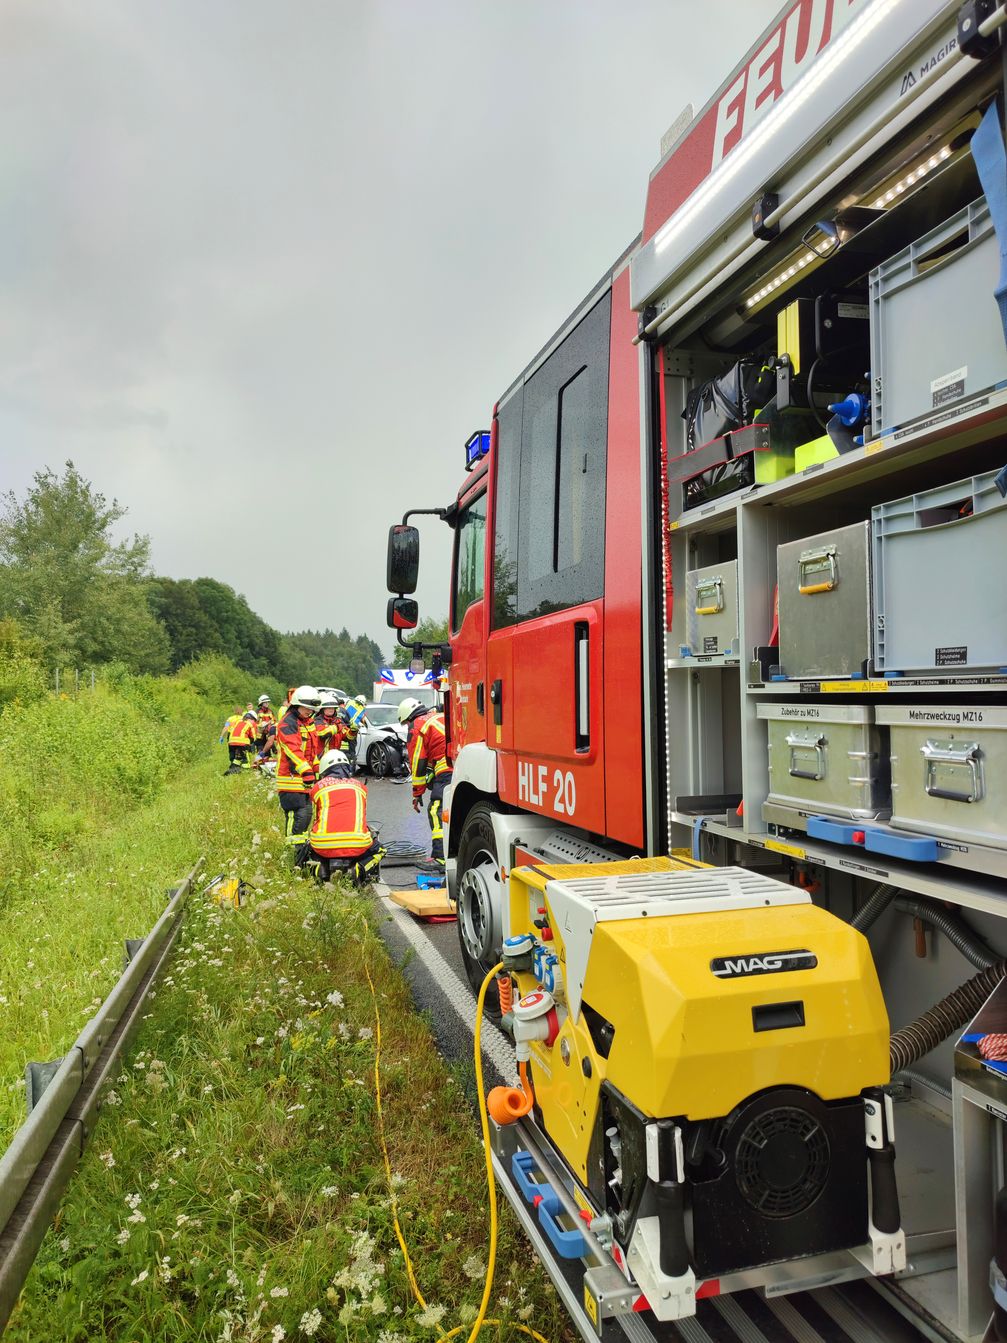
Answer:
[{"xmin": 0, "ymin": 462, "xmax": 386, "ymax": 693}]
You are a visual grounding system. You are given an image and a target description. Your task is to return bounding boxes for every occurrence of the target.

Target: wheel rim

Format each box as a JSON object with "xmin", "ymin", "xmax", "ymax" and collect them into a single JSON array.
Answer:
[
  {"xmin": 458, "ymin": 846, "xmax": 501, "ymax": 968},
  {"xmin": 370, "ymin": 745, "xmax": 388, "ymax": 777}
]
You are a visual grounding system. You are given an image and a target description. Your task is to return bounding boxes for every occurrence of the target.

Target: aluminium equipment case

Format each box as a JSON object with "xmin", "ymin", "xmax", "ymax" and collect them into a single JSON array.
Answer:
[
  {"xmin": 869, "ymin": 196, "xmax": 1007, "ymax": 436},
  {"xmin": 876, "ymin": 704, "xmax": 1007, "ymax": 854},
  {"xmin": 872, "ymin": 469, "xmax": 1007, "ymax": 676},
  {"xmin": 684, "ymin": 560, "xmax": 740, "ymax": 659},
  {"xmin": 777, "ymin": 522, "xmax": 871, "ymax": 679},
  {"xmin": 758, "ymin": 702, "xmax": 890, "ymax": 824}
]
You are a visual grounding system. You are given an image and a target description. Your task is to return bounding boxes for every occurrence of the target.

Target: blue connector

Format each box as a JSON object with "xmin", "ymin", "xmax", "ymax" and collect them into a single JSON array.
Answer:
[{"xmin": 828, "ymin": 392, "xmax": 869, "ymax": 428}]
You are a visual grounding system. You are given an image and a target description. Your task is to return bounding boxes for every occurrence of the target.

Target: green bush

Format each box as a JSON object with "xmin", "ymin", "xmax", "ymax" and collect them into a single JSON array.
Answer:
[{"xmin": 0, "ymin": 653, "xmax": 276, "ymax": 878}]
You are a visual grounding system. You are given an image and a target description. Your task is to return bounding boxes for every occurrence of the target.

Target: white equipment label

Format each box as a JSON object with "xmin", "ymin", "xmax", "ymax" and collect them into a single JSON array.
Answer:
[{"xmin": 931, "ymin": 366, "xmax": 967, "ymax": 407}]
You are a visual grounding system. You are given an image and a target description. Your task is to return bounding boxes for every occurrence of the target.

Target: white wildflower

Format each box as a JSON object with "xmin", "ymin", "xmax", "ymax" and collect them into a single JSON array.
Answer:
[
  {"xmin": 269, "ymin": 1286, "xmax": 289, "ymax": 1298},
  {"xmin": 357, "ymin": 1026, "xmax": 373, "ymax": 1040},
  {"xmin": 415, "ymin": 1304, "xmax": 447, "ymax": 1329},
  {"xmin": 131, "ymin": 1269, "xmax": 149, "ymax": 1286},
  {"xmin": 98, "ymin": 1150, "xmax": 115, "ymax": 1168},
  {"xmin": 299, "ymin": 1308, "xmax": 323, "ymax": 1336},
  {"xmin": 59, "ymin": 1236, "xmax": 70, "ymax": 1253},
  {"xmin": 271, "ymin": 1328, "xmax": 286, "ymax": 1343},
  {"xmin": 462, "ymin": 1254, "xmax": 485, "ymax": 1280},
  {"xmin": 116, "ymin": 1227, "xmax": 130, "ymax": 1245},
  {"xmin": 125, "ymin": 1193, "xmax": 142, "ymax": 1210},
  {"xmin": 325, "ymin": 990, "xmax": 344, "ymax": 1008},
  {"xmin": 128, "ymin": 1210, "xmax": 147, "ymax": 1225},
  {"xmin": 104, "ymin": 1089, "xmax": 121, "ymax": 1106},
  {"xmin": 319, "ymin": 1185, "xmax": 338, "ymax": 1197}
]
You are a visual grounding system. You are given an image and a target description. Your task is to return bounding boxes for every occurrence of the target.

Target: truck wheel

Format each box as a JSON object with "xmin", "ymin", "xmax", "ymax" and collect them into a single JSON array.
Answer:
[{"xmin": 456, "ymin": 803, "xmax": 505, "ymax": 1017}]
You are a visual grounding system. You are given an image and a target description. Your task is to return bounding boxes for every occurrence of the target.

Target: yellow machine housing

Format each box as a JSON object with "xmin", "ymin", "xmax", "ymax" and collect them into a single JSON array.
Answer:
[{"xmin": 503, "ymin": 858, "xmax": 892, "ymax": 1279}]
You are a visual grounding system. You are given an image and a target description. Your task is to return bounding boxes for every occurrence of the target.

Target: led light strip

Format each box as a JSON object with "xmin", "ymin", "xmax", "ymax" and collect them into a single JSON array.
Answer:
[
  {"xmin": 653, "ymin": 0, "xmax": 900, "ymax": 258},
  {"xmin": 869, "ymin": 143, "xmax": 952, "ymax": 207},
  {"xmin": 745, "ymin": 251, "xmax": 819, "ymax": 309}
]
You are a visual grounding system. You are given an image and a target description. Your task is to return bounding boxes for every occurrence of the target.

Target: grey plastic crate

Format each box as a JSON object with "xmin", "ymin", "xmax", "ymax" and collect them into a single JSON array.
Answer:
[
  {"xmin": 872, "ymin": 470, "xmax": 1007, "ymax": 675},
  {"xmin": 869, "ymin": 197, "xmax": 1007, "ymax": 436}
]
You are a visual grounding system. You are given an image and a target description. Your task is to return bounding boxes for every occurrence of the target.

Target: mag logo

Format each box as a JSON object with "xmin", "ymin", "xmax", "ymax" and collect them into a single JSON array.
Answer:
[{"xmin": 711, "ymin": 949, "xmax": 818, "ymax": 978}]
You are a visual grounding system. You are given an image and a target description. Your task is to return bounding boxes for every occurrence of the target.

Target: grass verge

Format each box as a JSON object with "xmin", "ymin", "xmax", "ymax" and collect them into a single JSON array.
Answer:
[
  {"xmin": 7, "ymin": 772, "xmax": 577, "ymax": 1342},
  {"xmin": 0, "ymin": 741, "xmax": 262, "ymax": 1145}
]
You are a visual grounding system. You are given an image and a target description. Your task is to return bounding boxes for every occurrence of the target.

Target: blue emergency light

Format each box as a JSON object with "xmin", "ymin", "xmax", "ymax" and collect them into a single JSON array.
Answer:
[{"xmin": 465, "ymin": 430, "xmax": 491, "ymax": 470}]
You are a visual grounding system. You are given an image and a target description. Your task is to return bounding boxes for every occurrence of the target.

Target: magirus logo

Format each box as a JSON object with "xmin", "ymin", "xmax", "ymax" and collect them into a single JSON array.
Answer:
[{"xmin": 710, "ymin": 950, "xmax": 818, "ymax": 978}]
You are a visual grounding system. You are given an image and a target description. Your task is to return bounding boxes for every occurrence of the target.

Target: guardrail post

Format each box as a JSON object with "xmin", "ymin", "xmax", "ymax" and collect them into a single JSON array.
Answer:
[{"xmin": 24, "ymin": 1061, "xmax": 63, "ymax": 1115}]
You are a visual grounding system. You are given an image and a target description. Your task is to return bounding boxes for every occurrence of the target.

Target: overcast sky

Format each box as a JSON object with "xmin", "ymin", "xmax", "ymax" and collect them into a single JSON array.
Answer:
[{"xmin": 1, "ymin": 0, "xmax": 781, "ymax": 656}]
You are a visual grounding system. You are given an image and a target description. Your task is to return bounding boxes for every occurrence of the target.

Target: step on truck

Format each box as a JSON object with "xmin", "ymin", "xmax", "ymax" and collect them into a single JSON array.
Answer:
[{"xmin": 387, "ymin": 3, "xmax": 1007, "ymax": 1339}]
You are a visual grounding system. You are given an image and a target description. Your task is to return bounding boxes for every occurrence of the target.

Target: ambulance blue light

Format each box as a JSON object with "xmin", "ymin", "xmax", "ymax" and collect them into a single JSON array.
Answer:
[{"xmin": 465, "ymin": 430, "xmax": 491, "ymax": 470}]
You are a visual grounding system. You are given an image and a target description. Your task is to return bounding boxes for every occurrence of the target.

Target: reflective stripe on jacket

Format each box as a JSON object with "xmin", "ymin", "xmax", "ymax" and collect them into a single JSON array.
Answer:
[
  {"xmin": 316, "ymin": 715, "xmax": 346, "ymax": 752},
  {"xmin": 229, "ymin": 717, "xmax": 257, "ymax": 747},
  {"xmin": 409, "ymin": 711, "xmax": 449, "ymax": 789},
  {"xmin": 309, "ymin": 777, "xmax": 371, "ymax": 856},
  {"xmin": 276, "ymin": 709, "xmax": 320, "ymax": 793}
]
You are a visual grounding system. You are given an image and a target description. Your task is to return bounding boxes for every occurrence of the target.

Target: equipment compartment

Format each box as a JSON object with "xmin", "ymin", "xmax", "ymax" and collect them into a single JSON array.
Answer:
[
  {"xmin": 758, "ymin": 702, "xmax": 890, "ymax": 823},
  {"xmin": 777, "ymin": 521, "xmax": 871, "ymax": 679},
  {"xmin": 683, "ymin": 560, "xmax": 739, "ymax": 660},
  {"xmin": 869, "ymin": 197, "xmax": 1007, "ymax": 436},
  {"xmin": 876, "ymin": 704, "xmax": 1007, "ymax": 854},
  {"xmin": 872, "ymin": 469, "xmax": 1007, "ymax": 676}
]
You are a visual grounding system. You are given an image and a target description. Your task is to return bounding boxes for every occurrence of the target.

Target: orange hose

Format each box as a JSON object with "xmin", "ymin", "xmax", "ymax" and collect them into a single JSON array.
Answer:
[
  {"xmin": 487, "ymin": 1061, "xmax": 535, "ymax": 1125},
  {"xmin": 497, "ymin": 973, "xmax": 514, "ymax": 1015}
]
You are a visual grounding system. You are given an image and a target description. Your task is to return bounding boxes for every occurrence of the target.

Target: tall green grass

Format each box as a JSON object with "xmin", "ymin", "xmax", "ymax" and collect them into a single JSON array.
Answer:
[{"xmin": 0, "ymin": 654, "xmax": 284, "ymax": 1144}]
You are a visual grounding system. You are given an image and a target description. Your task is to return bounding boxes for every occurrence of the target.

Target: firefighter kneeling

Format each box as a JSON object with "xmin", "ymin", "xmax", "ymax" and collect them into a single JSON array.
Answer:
[{"xmin": 308, "ymin": 749, "xmax": 385, "ymax": 885}]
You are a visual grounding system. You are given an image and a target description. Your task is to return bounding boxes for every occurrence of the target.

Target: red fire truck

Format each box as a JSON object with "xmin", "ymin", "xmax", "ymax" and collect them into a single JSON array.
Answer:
[{"xmin": 389, "ymin": 2, "xmax": 1007, "ymax": 1337}]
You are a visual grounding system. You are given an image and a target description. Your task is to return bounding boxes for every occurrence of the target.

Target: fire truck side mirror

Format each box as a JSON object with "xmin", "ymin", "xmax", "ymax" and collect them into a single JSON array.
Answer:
[
  {"xmin": 386, "ymin": 597, "xmax": 419, "ymax": 631},
  {"xmin": 439, "ymin": 643, "xmax": 453, "ymax": 668},
  {"xmin": 387, "ymin": 524, "xmax": 420, "ymax": 594}
]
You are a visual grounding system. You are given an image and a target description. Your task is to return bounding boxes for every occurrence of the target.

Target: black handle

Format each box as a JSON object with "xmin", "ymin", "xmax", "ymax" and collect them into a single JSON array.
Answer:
[
  {"xmin": 490, "ymin": 679, "xmax": 503, "ymax": 726},
  {"xmin": 476, "ymin": 682, "xmax": 484, "ymax": 715}
]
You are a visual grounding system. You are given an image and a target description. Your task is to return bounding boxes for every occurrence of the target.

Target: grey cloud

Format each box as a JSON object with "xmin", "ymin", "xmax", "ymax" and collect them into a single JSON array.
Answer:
[{"xmin": 0, "ymin": 0, "xmax": 780, "ymax": 650}]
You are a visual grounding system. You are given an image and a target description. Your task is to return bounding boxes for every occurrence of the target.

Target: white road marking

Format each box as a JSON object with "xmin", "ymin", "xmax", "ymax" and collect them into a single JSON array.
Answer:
[{"xmin": 375, "ymin": 885, "xmax": 517, "ymax": 1083}]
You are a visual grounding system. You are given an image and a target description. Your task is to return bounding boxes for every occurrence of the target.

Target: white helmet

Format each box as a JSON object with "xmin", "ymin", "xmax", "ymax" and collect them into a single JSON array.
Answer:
[
  {"xmin": 398, "ymin": 696, "xmax": 422, "ymax": 723},
  {"xmin": 319, "ymin": 748, "xmax": 350, "ymax": 773},
  {"xmin": 289, "ymin": 685, "xmax": 321, "ymax": 710},
  {"xmin": 257, "ymin": 694, "xmax": 271, "ymax": 706},
  {"xmin": 243, "ymin": 710, "xmax": 259, "ymax": 721},
  {"xmin": 353, "ymin": 694, "xmax": 367, "ymax": 706},
  {"xmin": 317, "ymin": 691, "xmax": 339, "ymax": 711}
]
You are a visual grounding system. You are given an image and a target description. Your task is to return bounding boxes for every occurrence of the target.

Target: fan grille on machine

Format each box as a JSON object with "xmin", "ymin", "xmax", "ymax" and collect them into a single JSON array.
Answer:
[{"xmin": 733, "ymin": 1105, "xmax": 831, "ymax": 1219}]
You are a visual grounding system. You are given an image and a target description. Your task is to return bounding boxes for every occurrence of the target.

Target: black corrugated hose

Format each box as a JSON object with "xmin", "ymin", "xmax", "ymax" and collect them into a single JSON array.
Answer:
[
  {"xmin": 889, "ymin": 961, "xmax": 1007, "ymax": 1074},
  {"xmin": 851, "ymin": 883, "xmax": 897, "ymax": 932}
]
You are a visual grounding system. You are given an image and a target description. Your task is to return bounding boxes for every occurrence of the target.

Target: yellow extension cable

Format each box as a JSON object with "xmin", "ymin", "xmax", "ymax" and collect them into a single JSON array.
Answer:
[{"xmin": 357, "ymin": 925, "xmax": 550, "ymax": 1343}]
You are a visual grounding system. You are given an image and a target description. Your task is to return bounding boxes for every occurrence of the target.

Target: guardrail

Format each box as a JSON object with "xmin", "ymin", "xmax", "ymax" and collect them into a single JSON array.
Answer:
[{"xmin": 0, "ymin": 856, "xmax": 205, "ymax": 1331}]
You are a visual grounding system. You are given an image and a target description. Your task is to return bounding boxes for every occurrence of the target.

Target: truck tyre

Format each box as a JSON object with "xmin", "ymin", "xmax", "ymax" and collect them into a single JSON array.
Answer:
[{"xmin": 456, "ymin": 802, "xmax": 506, "ymax": 1018}]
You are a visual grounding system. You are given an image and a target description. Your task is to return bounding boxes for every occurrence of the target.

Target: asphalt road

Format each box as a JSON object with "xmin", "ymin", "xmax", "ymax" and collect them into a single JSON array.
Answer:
[{"xmin": 366, "ymin": 773, "xmax": 469, "ymax": 977}]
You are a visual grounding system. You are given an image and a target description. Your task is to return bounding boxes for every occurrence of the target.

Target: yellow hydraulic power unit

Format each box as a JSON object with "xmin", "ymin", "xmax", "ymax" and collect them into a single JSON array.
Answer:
[{"xmin": 489, "ymin": 857, "xmax": 904, "ymax": 1327}]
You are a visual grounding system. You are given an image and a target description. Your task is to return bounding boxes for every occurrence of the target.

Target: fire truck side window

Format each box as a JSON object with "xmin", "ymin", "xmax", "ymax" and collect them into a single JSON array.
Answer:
[
  {"xmin": 492, "ymin": 388, "xmax": 521, "ymax": 629},
  {"xmin": 451, "ymin": 493, "xmax": 486, "ymax": 633},
  {"xmin": 516, "ymin": 290, "xmax": 610, "ymax": 620}
]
